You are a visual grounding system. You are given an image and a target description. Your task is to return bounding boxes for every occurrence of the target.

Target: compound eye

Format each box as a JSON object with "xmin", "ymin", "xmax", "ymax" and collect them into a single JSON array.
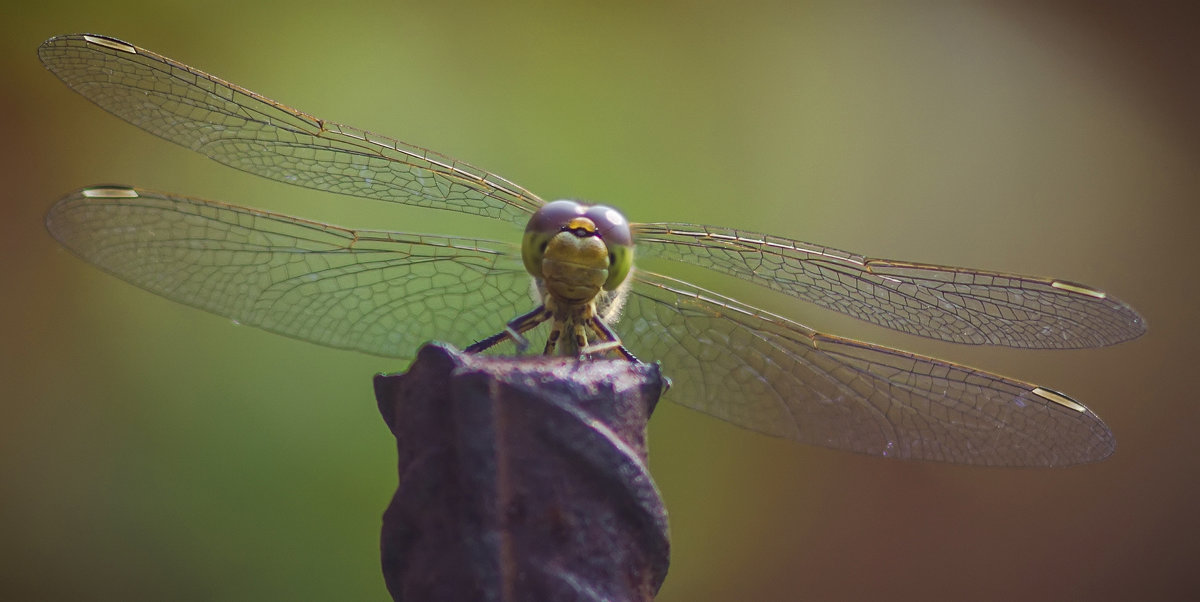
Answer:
[
  {"xmin": 527, "ymin": 200, "xmax": 585, "ymax": 235},
  {"xmin": 603, "ymin": 239, "xmax": 634, "ymax": 290},
  {"xmin": 522, "ymin": 200, "xmax": 586, "ymax": 277},
  {"xmin": 582, "ymin": 205, "xmax": 634, "ymax": 289},
  {"xmin": 584, "ymin": 205, "xmax": 632, "ymax": 249}
]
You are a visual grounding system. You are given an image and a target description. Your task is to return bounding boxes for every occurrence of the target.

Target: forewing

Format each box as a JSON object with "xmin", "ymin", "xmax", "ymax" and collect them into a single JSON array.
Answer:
[
  {"xmin": 46, "ymin": 186, "xmax": 534, "ymax": 357},
  {"xmin": 620, "ymin": 269, "xmax": 1116, "ymax": 466},
  {"xmin": 634, "ymin": 223, "xmax": 1145, "ymax": 349},
  {"xmin": 38, "ymin": 34, "xmax": 543, "ymax": 224}
]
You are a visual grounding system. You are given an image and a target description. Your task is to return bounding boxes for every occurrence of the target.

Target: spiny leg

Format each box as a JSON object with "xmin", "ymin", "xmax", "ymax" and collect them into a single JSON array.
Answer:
[
  {"xmin": 573, "ymin": 321, "xmax": 592, "ymax": 358},
  {"xmin": 543, "ymin": 320, "xmax": 564, "ymax": 355},
  {"xmin": 584, "ymin": 316, "xmax": 640, "ymax": 363},
  {"xmin": 465, "ymin": 305, "xmax": 551, "ymax": 354},
  {"xmin": 588, "ymin": 317, "xmax": 664, "ymax": 391}
]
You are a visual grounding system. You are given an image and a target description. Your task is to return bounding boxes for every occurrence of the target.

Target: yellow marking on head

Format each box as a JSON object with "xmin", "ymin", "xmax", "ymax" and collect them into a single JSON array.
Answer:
[{"xmin": 566, "ymin": 217, "xmax": 597, "ymax": 234}]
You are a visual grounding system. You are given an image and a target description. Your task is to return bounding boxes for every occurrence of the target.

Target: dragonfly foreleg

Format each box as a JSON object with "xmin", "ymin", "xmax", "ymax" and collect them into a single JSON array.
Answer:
[
  {"xmin": 584, "ymin": 316, "xmax": 640, "ymax": 363},
  {"xmin": 543, "ymin": 321, "xmax": 563, "ymax": 355},
  {"xmin": 465, "ymin": 305, "xmax": 551, "ymax": 354}
]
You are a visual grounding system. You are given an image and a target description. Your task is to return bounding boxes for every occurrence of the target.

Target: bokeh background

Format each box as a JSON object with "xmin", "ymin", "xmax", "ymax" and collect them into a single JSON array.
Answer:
[{"xmin": 2, "ymin": 1, "xmax": 1196, "ymax": 600}]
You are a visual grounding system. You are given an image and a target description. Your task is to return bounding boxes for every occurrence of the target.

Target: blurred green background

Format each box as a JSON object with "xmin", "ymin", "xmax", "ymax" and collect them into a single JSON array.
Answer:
[{"xmin": 3, "ymin": 1, "xmax": 1196, "ymax": 600}]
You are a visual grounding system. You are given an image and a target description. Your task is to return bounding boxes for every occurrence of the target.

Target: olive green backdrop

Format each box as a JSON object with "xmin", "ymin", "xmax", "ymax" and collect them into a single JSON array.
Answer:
[{"xmin": 3, "ymin": 1, "xmax": 1196, "ymax": 600}]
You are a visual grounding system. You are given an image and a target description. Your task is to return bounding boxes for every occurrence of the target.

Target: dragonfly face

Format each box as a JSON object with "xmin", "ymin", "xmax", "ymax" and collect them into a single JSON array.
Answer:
[
  {"xmin": 522, "ymin": 199, "xmax": 634, "ymax": 301},
  {"xmin": 466, "ymin": 200, "xmax": 638, "ymax": 359},
  {"xmin": 39, "ymin": 33, "xmax": 1146, "ymax": 466}
]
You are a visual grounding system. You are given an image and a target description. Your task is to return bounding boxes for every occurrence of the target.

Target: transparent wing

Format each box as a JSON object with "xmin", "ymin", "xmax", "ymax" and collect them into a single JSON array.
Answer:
[
  {"xmin": 46, "ymin": 186, "xmax": 535, "ymax": 357},
  {"xmin": 620, "ymin": 269, "xmax": 1116, "ymax": 466},
  {"xmin": 633, "ymin": 223, "xmax": 1145, "ymax": 349},
  {"xmin": 38, "ymin": 34, "xmax": 543, "ymax": 224},
  {"xmin": 38, "ymin": 31, "xmax": 1145, "ymax": 349}
]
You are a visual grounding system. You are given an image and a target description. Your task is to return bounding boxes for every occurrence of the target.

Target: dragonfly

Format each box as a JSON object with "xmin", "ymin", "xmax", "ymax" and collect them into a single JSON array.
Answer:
[{"xmin": 39, "ymin": 33, "xmax": 1145, "ymax": 467}]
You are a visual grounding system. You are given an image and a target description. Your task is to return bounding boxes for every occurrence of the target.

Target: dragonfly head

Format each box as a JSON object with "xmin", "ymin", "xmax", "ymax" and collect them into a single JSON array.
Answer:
[{"xmin": 522, "ymin": 200, "xmax": 634, "ymax": 300}]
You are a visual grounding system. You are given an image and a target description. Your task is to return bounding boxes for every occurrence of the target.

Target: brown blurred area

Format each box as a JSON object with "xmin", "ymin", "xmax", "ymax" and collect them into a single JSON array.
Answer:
[
  {"xmin": 1025, "ymin": 1, "xmax": 1200, "ymax": 142},
  {"xmin": 2, "ymin": 2, "xmax": 1197, "ymax": 601}
]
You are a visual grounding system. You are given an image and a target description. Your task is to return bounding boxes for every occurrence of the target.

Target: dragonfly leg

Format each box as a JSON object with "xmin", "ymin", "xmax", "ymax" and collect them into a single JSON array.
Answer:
[
  {"xmin": 583, "ymin": 317, "xmax": 641, "ymax": 363},
  {"xmin": 572, "ymin": 322, "xmax": 591, "ymax": 359},
  {"xmin": 543, "ymin": 321, "xmax": 563, "ymax": 355},
  {"xmin": 465, "ymin": 305, "xmax": 550, "ymax": 354}
]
